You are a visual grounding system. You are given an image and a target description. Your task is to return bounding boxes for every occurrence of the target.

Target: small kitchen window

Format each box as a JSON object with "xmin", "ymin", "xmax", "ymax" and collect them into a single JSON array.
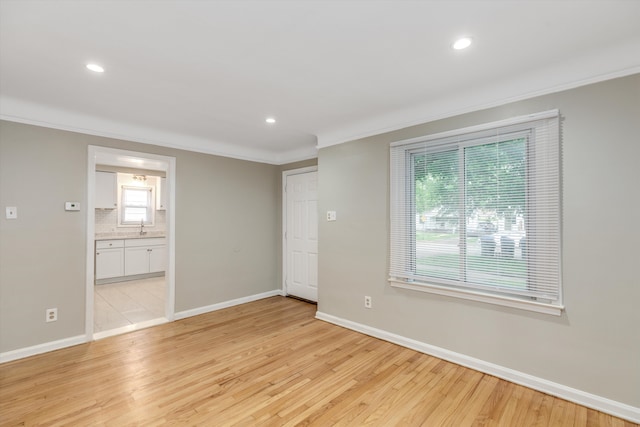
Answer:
[{"xmin": 119, "ymin": 186, "xmax": 154, "ymax": 226}]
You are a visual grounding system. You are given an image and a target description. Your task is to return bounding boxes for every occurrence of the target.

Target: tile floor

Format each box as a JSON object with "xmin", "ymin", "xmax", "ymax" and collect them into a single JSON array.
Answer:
[{"xmin": 94, "ymin": 276, "xmax": 165, "ymax": 332}]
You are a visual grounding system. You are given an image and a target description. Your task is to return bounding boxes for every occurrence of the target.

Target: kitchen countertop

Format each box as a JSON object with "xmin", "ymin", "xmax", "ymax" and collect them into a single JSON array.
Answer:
[{"xmin": 95, "ymin": 232, "xmax": 166, "ymax": 241}]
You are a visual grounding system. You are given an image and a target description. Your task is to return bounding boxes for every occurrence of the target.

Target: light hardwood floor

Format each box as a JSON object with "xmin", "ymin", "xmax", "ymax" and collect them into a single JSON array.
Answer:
[{"xmin": 0, "ymin": 297, "xmax": 636, "ymax": 426}]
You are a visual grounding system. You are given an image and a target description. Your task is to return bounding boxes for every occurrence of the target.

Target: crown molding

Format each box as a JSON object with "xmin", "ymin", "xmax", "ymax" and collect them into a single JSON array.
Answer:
[
  {"xmin": 316, "ymin": 40, "xmax": 640, "ymax": 149},
  {"xmin": 2, "ymin": 38, "xmax": 638, "ymax": 164},
  {"xmin": 0, "ymin": 97, "xmax": 315, "ymax": 165}
]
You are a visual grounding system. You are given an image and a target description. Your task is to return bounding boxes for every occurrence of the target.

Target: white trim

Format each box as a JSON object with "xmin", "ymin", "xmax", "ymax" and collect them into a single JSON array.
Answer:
[
  {"xmin": 0, "ymin": 99, "xmax": 317, "ymax": 165},
  {"xmin": 174, "ymin": 290, "xmax": 284, "ymax": 320},
  {"xmin": 274, "ymin": 146, "xmax": 319, "ymax": 166},
  {"xmin": 0, "ymin": 335, "xmax": 87, "ymax": 364},
  {"xmin": 282, "ymin": 165, "xmax": 319, "ymax": 176},
  {"xmin": 316, "ymin": 66, "xmax": 640, "ymax": 149},
  {"xmin": 166, "ymin": 156, "xmax": 177, "ymax": 322},
  {"xmin": 281, "ymin": 166, "xmax": 319, "ymax": 298},
  {"xmin": 1, "ymin": 63, "xmax": 637, "ymax": 163},
  {"xmin": 389, "ymin": 279, "xmax": 563, "ymax": 316},
  {"xmin": 86, "ymin": 147, "xmax": 96, "ymax": 339},
  {"xmin": 315, "ymin": 311, "xmax": 640, "ymax": 424},
  {"xmin": 1, "ymin": 291, "xmax": 283, "ymax": 363},
  {"xmin": 389, "ymin": 112, "xmax": 562, "ymax": 315},
  {"xmin": 3, "ymin": 67, "xmax": 636, "ymax": 164},
  {"xmin": 93, "ymin": 317, "xmax": 168, "ymax": 341},
  {"xmin": 87, "ymin": 146, "xmax": 177, "ymax": 340},
  {"xmin": 389, "ymin": 109, "xmax": 559, "ymax": 148}
]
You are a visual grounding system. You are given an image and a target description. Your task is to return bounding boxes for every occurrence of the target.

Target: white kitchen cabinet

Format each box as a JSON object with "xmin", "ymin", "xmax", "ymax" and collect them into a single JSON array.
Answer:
[
  {"xmin": 96, "ymin": 237, "xmax": 165, "ymax": 282},
  {"xmin": 149, "ymin": 245, "xmax": 166, "ymax": 273},
  {"xmin": 124, "ymin": 238, "xmax": 166, "ymax": 276},
  {"xmin": 124, "ymin": 246, "xmax": 150, "ymax": 276},
  {"xmin": 156, "ymin": 177, "xmax": 168, "ymax": 210},
  {"xmin": 95, "ymin": 240, "xmax": 124, "ymax": 279},
  {"xmin": 95, "ymin": 171, "xmax": 117, "ymax": 209}
]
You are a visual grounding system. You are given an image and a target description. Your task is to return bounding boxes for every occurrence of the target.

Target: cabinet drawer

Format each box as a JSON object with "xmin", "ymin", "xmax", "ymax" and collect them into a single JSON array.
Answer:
[
  {"xmin": 96, "ymin": 239, "xmax": 124, "ymax": 249},
  {"xmin": 125, "ymin": 237, "xmax": 166, "ymax": 247}
]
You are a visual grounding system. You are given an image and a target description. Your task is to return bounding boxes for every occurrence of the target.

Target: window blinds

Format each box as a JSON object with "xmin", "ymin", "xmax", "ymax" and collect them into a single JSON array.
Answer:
[
  {"xmin": 121, "ymin": 186, "xmax": 153, "ymax": 224},
  {"xmin": 390, "ymin": 110, "xmax": 561, "ymax": 304}
]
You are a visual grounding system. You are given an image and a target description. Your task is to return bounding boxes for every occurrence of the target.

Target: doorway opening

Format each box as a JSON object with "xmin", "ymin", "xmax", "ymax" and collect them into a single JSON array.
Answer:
[{"xmin": 86, "ymin": 146, "xmax": 176, "ymax": 340}]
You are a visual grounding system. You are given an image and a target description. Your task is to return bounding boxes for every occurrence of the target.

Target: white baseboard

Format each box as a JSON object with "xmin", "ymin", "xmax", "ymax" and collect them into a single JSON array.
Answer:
[
  {"xmin": 1, "ymin": 290, "xmax": 284, "ymax": 364},
  {"xmin": 315, "ymin": 311, "xmax": 640, "ymax": 424},
  {"xmin": 174, "ymin": 289, "xmax": 284, "ymax": 320},
  {"xmin": 0, "ymin": 334, "xmax": 87, "ymax": 364}
]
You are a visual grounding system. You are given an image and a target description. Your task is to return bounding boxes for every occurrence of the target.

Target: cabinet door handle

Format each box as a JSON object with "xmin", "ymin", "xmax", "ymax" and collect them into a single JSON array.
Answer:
[{"xmin": 97, "ymin": 252, "xmax": 100, "ymax": 255}]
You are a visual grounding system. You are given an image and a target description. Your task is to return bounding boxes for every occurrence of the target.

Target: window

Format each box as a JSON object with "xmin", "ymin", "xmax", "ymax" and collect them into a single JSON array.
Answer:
[
  {"xmin": 390, "ymin": 110, "xmax": 562, "ymax": 315},
  {"xmin": 120, "ymin": 186, "xmax": 154, "ymax": 226}
]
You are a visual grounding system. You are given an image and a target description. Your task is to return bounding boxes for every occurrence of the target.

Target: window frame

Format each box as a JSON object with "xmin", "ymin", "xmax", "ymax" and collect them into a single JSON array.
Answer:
[
  {"xmin": 119, "ymin": 185, "xmax": 155, "ymax": 226},
  {"xmin": 389, "ymin": 110, "xmax": 563, "ymax": 315}
]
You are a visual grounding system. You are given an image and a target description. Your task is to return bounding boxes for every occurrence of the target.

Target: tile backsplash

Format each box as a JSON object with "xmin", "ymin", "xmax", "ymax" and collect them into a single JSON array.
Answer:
[
  {"xmin": 94, "ymin": 172, "xmax": 167, "ymax": 236},
  {"xmin": 95, "ymin": 209, "xmax": 166, "ymax": 234}
]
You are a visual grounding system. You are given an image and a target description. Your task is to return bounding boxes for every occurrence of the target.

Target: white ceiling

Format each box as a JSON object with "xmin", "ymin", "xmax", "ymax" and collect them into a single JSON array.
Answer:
[{"xmin": 1, "ymin": 1, "xmax": 639, "ymax": 164}]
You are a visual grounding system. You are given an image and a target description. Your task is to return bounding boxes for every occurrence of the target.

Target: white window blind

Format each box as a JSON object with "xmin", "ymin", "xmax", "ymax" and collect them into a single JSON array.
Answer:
[
  {"xmin": 390, "ymin": 110, "xmax": 562, "ymax": 312},
  {"xmin": 120, "ymin": 186, "xmax": 154, "ymax": 225}
]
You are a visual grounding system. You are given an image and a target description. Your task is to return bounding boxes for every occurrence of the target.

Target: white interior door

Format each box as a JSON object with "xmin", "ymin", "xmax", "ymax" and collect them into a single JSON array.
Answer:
[{"xmin": 285, "ymin": 170, "xmax": 318, "ymax": 302}]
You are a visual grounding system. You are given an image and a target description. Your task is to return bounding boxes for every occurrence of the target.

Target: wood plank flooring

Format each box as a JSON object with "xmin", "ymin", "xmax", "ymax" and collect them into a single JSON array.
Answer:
[{"xmin": 0, "ymin": 296, "xmax": 636, "ymax": 426}]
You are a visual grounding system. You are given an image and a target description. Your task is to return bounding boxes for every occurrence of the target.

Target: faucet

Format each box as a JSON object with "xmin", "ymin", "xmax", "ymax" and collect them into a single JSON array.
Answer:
[{"xmin": 139, "ymin": 219, "xmax": 147, "ymax": 236}]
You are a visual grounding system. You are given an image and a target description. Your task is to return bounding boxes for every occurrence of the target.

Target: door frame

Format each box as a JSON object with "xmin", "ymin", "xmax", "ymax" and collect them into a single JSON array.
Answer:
[
  {"xmin": 86, "ymin": 146, "xmax": 176, "ymax": 340},
  {"xmin": 282, "ymin": 166, "xmax": 318, "ymax": 297}
]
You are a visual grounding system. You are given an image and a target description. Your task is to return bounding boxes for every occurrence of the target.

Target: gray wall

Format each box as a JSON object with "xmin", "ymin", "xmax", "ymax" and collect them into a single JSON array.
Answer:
[
  {"xmin": 0, "ymin": 121, "xmax": 280, "ymax": 352},
  {"xmin": 1, "ymin": 74, "xmax": 637, "ymax": 408},
  {"xmin": 317, "ymin": 74, "xmax": 640, "ymax": 407}
]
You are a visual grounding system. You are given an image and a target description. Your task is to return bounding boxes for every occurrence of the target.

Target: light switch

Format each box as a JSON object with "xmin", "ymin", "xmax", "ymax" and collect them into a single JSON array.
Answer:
[
  {"xmin": 327, "ymin": 211, "xmax": 337, "ymax": 221},
  {"xmin": 6, "ymin": 206, "xmax": 17, "ymax": 219},
  {"xmin": 65, "ymin": 202, "xmax": 80, "ymax": 211}
]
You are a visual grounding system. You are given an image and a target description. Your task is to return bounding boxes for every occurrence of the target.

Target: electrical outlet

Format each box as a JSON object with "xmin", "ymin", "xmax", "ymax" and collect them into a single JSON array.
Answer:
[
  {"xmin": 46, "ymin": 308, "xmax": 58, "ymax": 322},
  {"xmin": 364, "ymin": 296, "xmax": 372, "ymax": 309},
  {"xmin": 5, "ymin": 206, "xmax": 17, "ymax": 219}
]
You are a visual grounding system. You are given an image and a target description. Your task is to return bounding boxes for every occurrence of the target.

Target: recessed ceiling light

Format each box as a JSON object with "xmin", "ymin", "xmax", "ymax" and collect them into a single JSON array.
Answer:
[
  {"xmin": 265, "ymin": 117, "xmax": 276, "ymax": 124},
  {"xmin": 452, "ymin": 37, "xmax": 473, "ymax": 50},
  {"xmin": 86, "ymin": 63, "xmax": 104, "ymax": 73}
]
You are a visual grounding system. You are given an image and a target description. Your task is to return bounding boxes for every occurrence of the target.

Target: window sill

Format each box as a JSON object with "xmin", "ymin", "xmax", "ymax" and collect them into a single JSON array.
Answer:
[{"xmin": 389, "ymin": 279, "xmax": 564, "ymax": 316}]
